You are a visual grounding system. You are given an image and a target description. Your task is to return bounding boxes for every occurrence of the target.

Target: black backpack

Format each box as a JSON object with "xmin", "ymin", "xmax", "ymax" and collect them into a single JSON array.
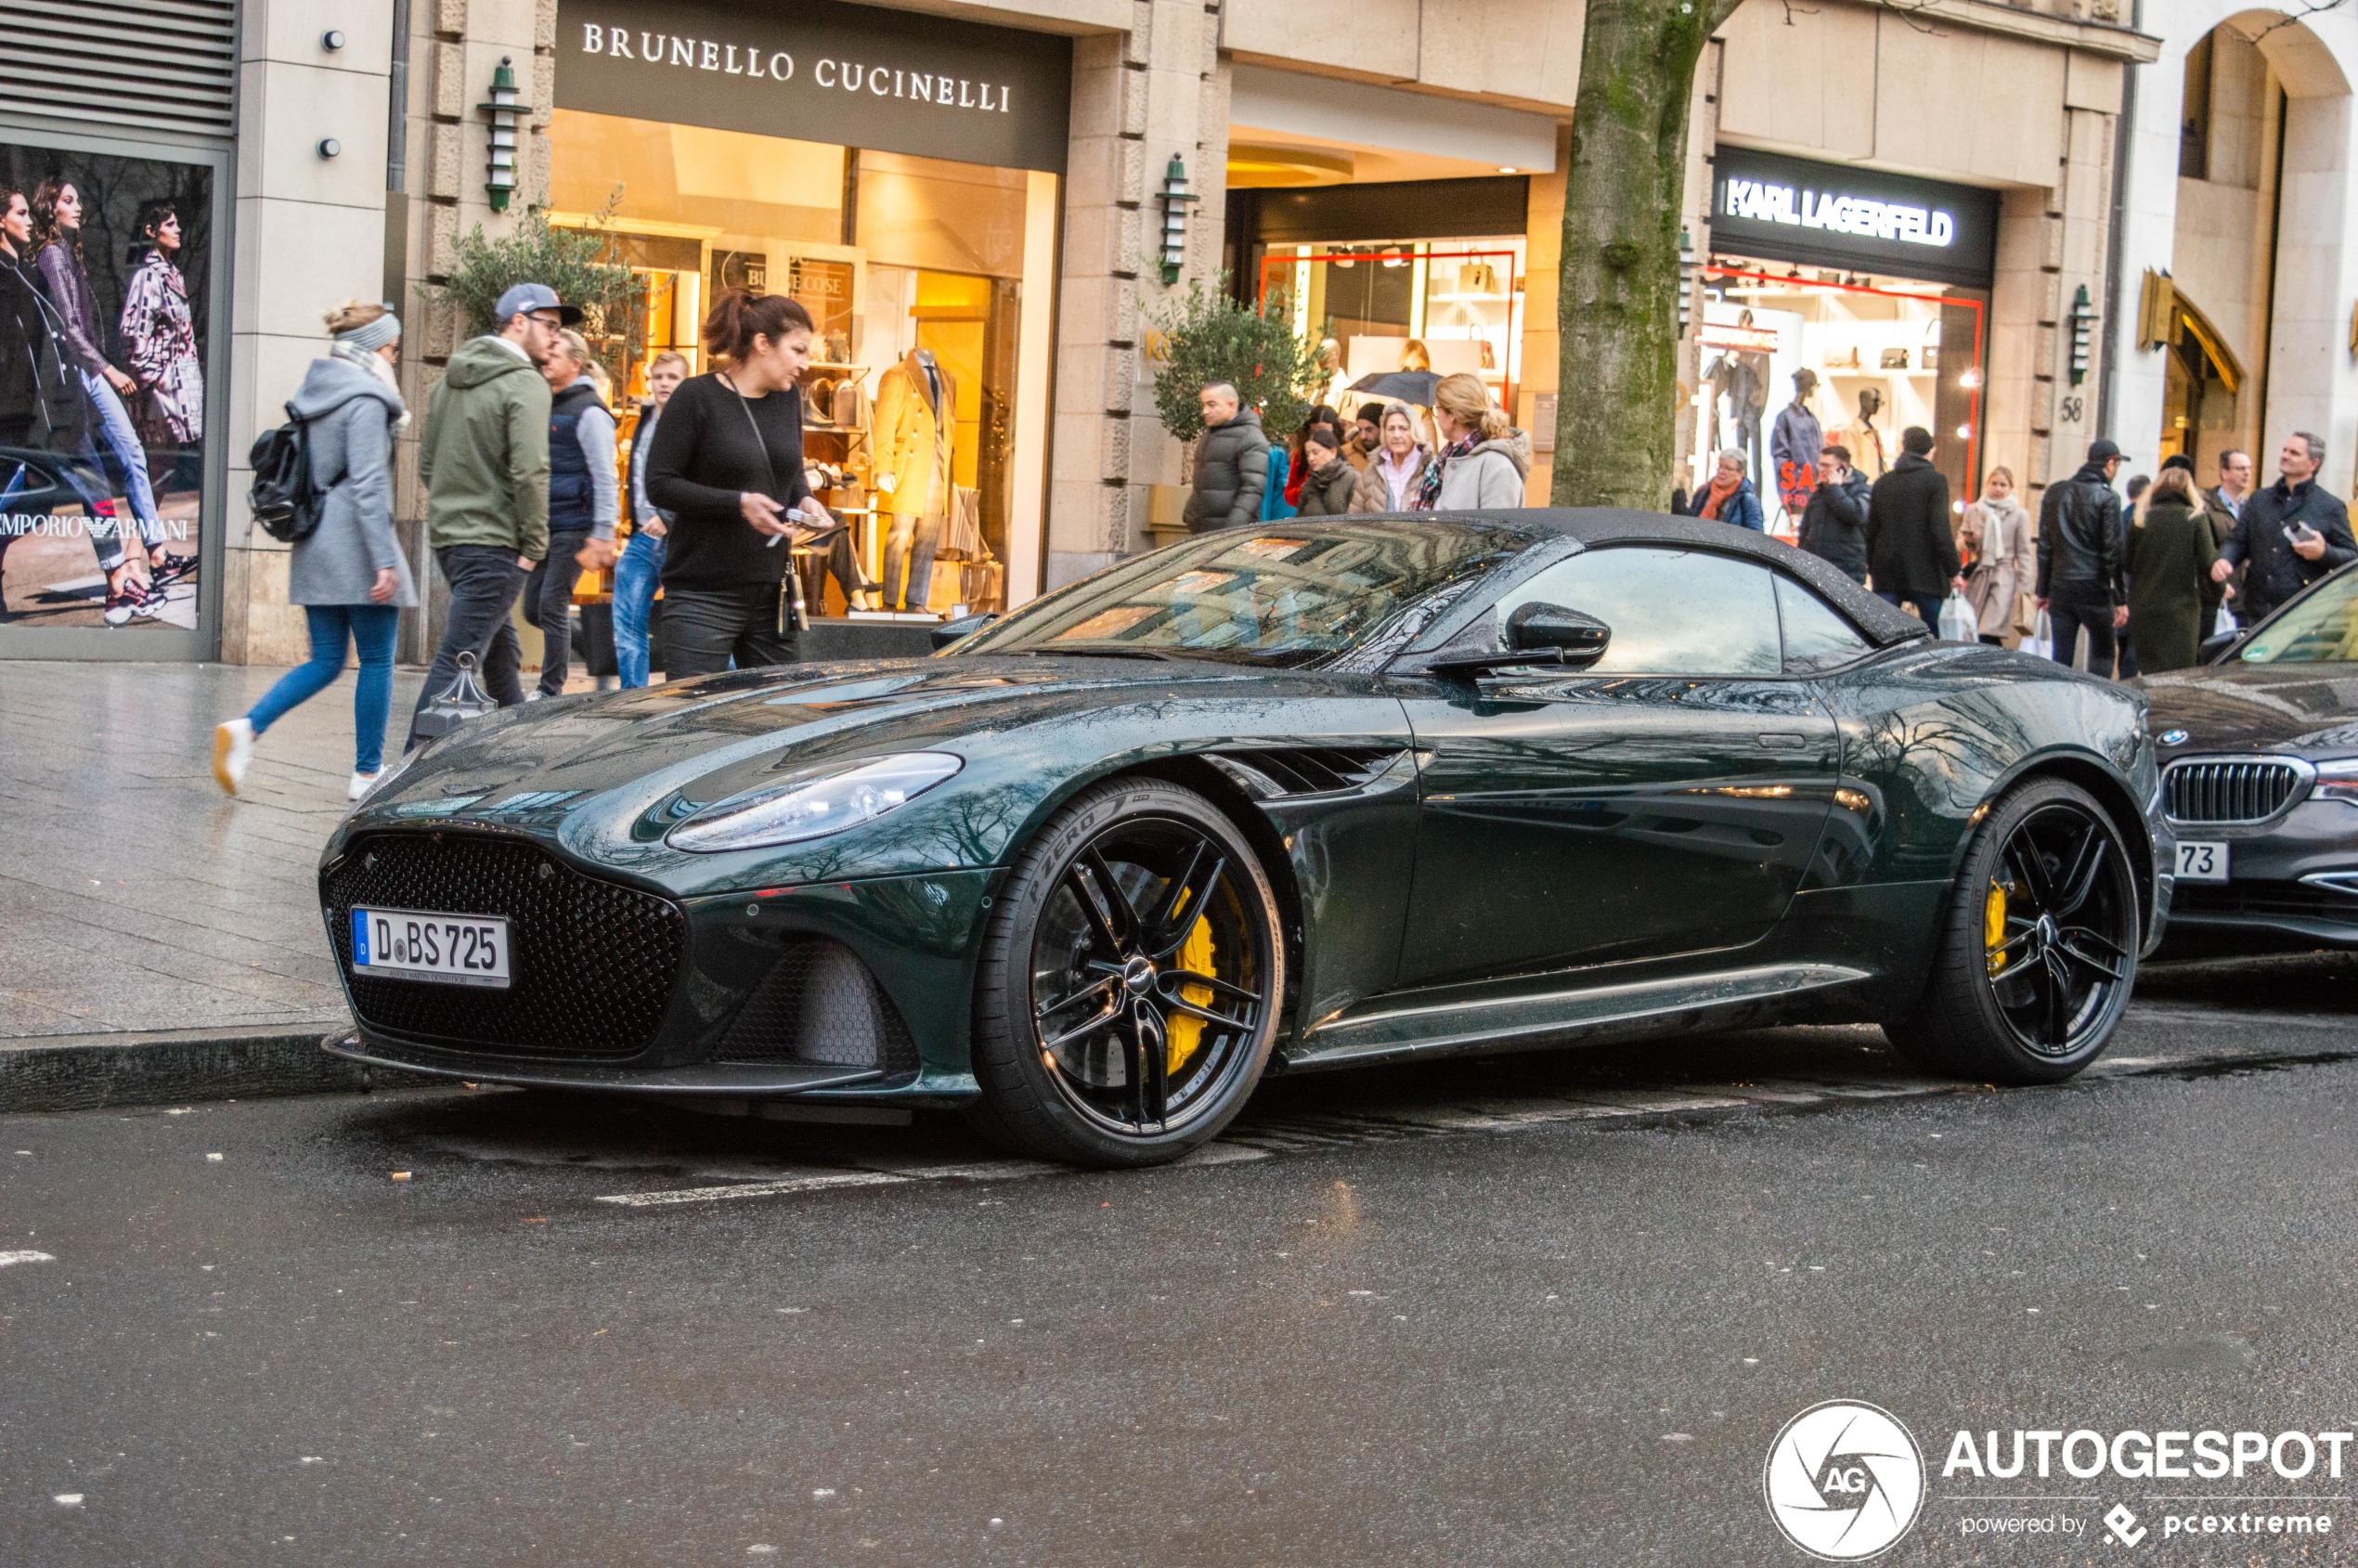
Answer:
[{"xmin": 248, "ymin": 402, "xmax": 322, "ymax": 543}]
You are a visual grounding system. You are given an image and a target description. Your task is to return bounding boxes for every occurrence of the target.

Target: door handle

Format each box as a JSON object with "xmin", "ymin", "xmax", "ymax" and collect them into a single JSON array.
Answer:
[{"xmin": 1756, "ymin": 732, "xmax": 1809, "ymax": 750}]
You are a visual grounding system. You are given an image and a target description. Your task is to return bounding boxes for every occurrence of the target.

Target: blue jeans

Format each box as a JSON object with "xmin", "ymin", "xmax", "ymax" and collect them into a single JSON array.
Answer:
[
  {"xmin": 79, "ymin": 369, "xmax": 162, "ymax": 548},
  {"xmin": 612, "ymin": 529, "xmax": 664, "ymax": 688},
  {"xmin": 247, "ymin": 603, "xmax": 401, "ymax": 773}
]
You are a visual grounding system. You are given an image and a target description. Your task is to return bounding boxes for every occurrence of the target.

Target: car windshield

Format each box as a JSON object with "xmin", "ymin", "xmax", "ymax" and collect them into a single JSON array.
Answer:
[
  {"xmin": 952, "ymin": 521, "xmax": 1535, "ymax": 667},
  {"xmin": 2236, "ymin": 570, "xmax": 2358, "ymax": 664}
]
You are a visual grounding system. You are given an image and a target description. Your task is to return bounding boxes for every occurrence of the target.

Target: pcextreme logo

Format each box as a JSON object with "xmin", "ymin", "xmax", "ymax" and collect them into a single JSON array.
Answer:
[{"xmin": 1763, "ymin": 1401, "xmax": 1927, "ymax": 1561}]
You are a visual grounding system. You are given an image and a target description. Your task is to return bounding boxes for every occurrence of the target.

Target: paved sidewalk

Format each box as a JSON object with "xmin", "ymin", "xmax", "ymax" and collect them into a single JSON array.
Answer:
[{"xmin": 0, "ymin": 660, "xmax": 425, "ymax": 1041}]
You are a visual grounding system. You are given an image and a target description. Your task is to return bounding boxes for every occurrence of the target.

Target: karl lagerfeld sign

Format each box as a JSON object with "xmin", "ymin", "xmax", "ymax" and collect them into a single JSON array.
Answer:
[
  {"xmin": 1709, "ymin": 147, "xmax": 1999, "ymax": 289},
  {"xmin": 557, "ymin": 0, "xmax": 1072, "ymax": 174}
]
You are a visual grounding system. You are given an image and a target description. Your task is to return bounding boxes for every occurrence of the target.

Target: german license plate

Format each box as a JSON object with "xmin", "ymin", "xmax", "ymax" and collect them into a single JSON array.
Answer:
[
  {"xmin": 2174, "ymin": 841, "xmax": 2230, "ymax": 883},
  {"xmin": 351, "ymin": 907, "xmax": 511, "ymax": 988}
]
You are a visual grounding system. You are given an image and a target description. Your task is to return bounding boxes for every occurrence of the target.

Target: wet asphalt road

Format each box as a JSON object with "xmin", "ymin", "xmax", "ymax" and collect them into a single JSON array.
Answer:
[{"xmin": 4, "ymin": 954, "xmax": 2356, "ymax": 1567}]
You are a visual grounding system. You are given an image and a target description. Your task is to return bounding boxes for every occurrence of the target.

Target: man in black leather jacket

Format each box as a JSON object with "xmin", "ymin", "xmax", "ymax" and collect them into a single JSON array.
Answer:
[
  {"xmin": 2209, "ymin": 431, "xmax": 2356, "ymax": 622},
  {"xmin": 1797, "ymin": 443, "xmax": 1871, "ymax": 582},
  {"xmin": 2037, "ymin": 438, "xmax": 2129, "ymax": 673}
]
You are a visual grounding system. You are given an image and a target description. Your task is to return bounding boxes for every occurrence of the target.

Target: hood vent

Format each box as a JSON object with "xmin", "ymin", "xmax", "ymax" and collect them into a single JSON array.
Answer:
[{"xmin": 1213, "ymin": 745, "xmax": 1407, "ymax": 797}]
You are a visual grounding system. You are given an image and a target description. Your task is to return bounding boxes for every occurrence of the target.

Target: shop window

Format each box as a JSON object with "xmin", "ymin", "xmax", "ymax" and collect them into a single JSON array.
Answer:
[
  {"xmin": 1254, "ymin": 240, "xmax": 1523, "ymax": 420},
  {"xmin": 1693, "ymin": 266, "xmax": 1986, "ymax": 536},
  {"xmin": 548, "ymin": 109, "xmax": 1059, "ymax": 616},
  {"xmin": 2181, "ymin": 32, "xmax": 2215, "ymax": 181},
  {"xmin": 2157, "ymin": 294, "xmax": 2242, "ymax": 467}
]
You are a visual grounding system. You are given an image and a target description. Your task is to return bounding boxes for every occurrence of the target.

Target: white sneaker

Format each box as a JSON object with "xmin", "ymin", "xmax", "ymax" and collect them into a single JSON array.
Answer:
[
  {"xmin": 212, "ymin": 719, "xmax": 253, "ymax": 796},
  {"xmin": 348, "ymin": 771, "xmax": 382, "ymax": 802}
]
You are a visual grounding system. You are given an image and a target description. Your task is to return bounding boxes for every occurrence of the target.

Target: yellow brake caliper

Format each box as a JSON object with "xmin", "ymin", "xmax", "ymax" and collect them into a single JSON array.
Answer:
[
  {"xmin": 1985, "ymin": 881, "xmax": 2009, "ymax": 976},
  {"xmin": 1168, "ymin": 914, "xmax": 1214, "ymax": 1074}
]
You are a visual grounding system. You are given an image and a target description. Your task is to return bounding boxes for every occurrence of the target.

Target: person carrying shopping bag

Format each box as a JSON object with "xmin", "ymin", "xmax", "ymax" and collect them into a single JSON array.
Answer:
[{"xmin": 214, "ymin": 303, "xmax": 417, "ymax": 800}]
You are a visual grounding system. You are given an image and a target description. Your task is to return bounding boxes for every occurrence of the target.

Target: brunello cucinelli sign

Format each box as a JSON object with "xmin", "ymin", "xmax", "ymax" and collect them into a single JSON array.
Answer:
[
  {"xmin": 1709, "ymin": 146, "xmax": 1999, "ymax": 290},
  {"xmin": 555, "ymin": 0, "xmax": 1073, "ymax": 175}
]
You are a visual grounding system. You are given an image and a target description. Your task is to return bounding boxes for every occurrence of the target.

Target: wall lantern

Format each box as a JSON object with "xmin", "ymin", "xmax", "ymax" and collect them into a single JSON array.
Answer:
[
  {"xmin": 478, "ymin": 56, "xmax": 530, "ymax": 214},
  {"xmin": 1159, "ymin": 156, "xmax": 1198, "ymax": 285},
  {"xmin": 2068, "ymin": 284, "xmax": 2095, "ymax": 387}
]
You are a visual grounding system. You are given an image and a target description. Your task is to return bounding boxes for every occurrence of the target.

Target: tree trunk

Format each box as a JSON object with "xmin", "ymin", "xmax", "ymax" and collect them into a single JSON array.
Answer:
[{"xmin": 1550, "ymin": 0, "xmax": 1741, "ymax": 511}]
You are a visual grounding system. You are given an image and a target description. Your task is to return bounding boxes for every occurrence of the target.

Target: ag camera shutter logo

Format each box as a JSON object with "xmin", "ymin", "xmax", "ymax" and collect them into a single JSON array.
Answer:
[{"xmin": 1764, "ymin": 1401, "xmax": 1925, "ymax": 1560}]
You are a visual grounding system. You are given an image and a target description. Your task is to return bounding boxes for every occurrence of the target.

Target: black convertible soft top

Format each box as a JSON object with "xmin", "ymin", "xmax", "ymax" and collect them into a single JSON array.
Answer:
[{"xmin": 1458, "ymin": 507, "xmax": 1935, "ymax": 650}]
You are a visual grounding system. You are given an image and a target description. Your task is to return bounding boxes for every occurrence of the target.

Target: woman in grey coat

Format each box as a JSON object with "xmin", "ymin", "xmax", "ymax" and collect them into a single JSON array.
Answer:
[{"xmin": 214, "ymin": 303, "xmax": 418, "ymax": 801}]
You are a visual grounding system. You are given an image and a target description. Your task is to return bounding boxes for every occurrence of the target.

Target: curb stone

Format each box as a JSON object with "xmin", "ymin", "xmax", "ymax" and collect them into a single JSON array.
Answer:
[{"xmin": 0, "ymin": 1023, "xmax": 432, "ymax": 1114}]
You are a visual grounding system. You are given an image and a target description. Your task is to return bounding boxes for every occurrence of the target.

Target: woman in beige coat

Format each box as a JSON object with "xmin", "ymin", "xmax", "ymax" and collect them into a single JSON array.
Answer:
[{"xmin": 1958, "ymin": 465, "xmax": 2035, "ymax": 646}]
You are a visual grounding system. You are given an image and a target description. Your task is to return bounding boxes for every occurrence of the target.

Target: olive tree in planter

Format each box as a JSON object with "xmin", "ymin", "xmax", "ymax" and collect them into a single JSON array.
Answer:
[
  {"xmin": 1147, "ymin": 279, "xmax": 1325, "ymax": 446},
  {"xmin": 418, "ymin": 203, "xmax": 646, "ymax": 377}
]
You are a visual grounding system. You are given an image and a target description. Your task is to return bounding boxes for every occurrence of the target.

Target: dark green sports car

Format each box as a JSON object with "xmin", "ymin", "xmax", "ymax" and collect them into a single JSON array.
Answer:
[{"xmin": 320, "ymin": 511, "xmax": 2170, "ymax": 1167}]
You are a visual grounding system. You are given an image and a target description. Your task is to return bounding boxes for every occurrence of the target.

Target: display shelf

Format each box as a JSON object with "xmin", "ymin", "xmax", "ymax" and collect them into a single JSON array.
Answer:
[{"xmin": 1426, "ymin": 291, "xmax": 1514, "ymax": 304}]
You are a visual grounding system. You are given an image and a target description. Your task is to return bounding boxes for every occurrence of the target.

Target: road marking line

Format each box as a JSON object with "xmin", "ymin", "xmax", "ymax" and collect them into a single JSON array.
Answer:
[
  {"xmin": 595, "ymin": 1172, "xmax": 907, "ymax": 1208},
  {"xmin": 585, "ymin": 1033, "xmax": 2358, "ymax": 1210},
  {"xmin": 0, "ymin": 1251, "xmax": 57, "ymax": 1267}
]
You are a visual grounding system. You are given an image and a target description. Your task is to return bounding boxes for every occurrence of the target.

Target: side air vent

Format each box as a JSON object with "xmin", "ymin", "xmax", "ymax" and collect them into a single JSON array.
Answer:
[
  {"xmin": 711, "ymin": 938, "xmax": 919, "ymax": 1073},
  {"xmin": 1216, "ymin": 745, "xmax": 1406, "ymax": 797}
]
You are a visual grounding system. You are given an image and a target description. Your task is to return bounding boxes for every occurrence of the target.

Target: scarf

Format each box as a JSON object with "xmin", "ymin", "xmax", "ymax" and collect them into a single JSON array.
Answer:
[
  {"xmin": 1698, "ymin": 472, "xmax": 1742, "ymax": 521},
  {"xmin": 332, "ymin": 340, "xmax": 411, "ymax": 433},
  {"xmin": 1418, "ymin": 434, "xmax": 1477, "ymax": 511}
]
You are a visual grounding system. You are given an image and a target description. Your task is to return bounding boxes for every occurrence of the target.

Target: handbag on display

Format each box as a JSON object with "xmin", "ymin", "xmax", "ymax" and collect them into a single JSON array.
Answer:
[{"xmin": 1879, "ymin": 347, "xmax": 1911, "ymax": 369}]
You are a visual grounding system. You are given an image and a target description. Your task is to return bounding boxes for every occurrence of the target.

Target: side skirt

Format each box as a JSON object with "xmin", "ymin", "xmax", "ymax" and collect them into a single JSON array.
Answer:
[{"xmin": 1282, "ymin": 962, "xmax": 1875, "ymax": 1072}]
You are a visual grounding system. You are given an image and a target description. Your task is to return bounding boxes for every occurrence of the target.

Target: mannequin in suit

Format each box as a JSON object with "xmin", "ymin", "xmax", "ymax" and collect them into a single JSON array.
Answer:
[{"xmin": 874, "ymin": 346, "xmax": 954, "ymax": 613}]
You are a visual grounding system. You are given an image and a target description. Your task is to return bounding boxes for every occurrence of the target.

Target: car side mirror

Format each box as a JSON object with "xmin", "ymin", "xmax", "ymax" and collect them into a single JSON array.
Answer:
[
  {"xmin": 2197, "ymin": 629, "xmax": 2240, "ymax": 665},
  {"xmin": 1427, "ymin": 602, "xmax": 1612, "ymax": 679},
  {"xmin": 931, "ymin": 611, "xmax": 999, "ymax": 651},
  {"xmin": 1505, "ymin": 603, "xmax": 1612, "ymax": 667}
]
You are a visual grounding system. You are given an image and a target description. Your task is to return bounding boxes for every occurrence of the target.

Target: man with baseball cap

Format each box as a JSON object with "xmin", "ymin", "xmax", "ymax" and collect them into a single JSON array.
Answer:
[
  {"xmin": 407, "ymin": 282, "xmax": 580, "ymax": 748},
  {"xmin": 2036, "ymin": 437, "xmax": 2130, "ymax": 674}
]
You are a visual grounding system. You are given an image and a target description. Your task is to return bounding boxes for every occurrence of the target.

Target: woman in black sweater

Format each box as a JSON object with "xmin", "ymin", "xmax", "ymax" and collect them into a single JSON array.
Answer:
[{"xmin": 643, "ymin": 289, "xmax": 832, "ymax": 676}]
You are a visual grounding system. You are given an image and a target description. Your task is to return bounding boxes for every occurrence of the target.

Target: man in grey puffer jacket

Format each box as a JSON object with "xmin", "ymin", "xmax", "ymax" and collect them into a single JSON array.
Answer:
[{"xmin": 1183, "ymin": 382, "xmax": 1270, "ymax": 532}]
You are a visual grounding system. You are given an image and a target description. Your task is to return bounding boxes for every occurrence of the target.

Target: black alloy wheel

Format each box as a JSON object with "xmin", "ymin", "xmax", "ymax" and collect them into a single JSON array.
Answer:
[
  {"xmin": 970, "ymin": 778, "xmax": 1284, "ymax": 1167},
  {"xmin": 1886, "ymin": 776, "xmax": 2140, "ymax": 1083}
]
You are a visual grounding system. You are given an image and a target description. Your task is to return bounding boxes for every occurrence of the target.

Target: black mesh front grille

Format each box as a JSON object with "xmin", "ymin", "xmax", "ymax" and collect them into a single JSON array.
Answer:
[
  {"xmin": 713, "ymin": 938, "xmax": 917, "ymax": 1072},
  {"xmin": 2164, "ymin": 758, "xmax": 2305, "ymax": 823},
  {"xmin": 322, "ymin": 832, "xmax": 685, "ymax": 1057}
]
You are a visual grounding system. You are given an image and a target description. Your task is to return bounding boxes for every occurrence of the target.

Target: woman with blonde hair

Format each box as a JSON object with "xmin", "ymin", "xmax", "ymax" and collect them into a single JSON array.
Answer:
[
  {"xmin": 1424, "ymin": 372, "xmax": 1526, "ymax": 509},
  {"xmin": 1349, "ymin": 403, "xmax": 1432, "ymax": 512},
  {"xmin": 2127, "ymin": 457, "xmax": 2218, "ymax": 673},
  {"xmin": 214, "ymin": 301, "xmax": 415, "ymax": 799},
  {"xmin": 1958, "ymin": 465, "xmax": 2035, "ymax": 646}
]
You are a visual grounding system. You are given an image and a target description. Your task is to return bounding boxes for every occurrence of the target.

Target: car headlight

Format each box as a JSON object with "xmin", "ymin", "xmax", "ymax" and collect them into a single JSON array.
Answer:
[
  {"xmin": 666, "ymin": 753, "xmax": 964, "ymax": 852},
  {"xmin": 2316, "ymin": 759, "xmax": 2358, "ymax": 805}
]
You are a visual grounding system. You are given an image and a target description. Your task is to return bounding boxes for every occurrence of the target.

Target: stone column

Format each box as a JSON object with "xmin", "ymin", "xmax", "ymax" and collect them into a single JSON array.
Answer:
[
  {"xmin": 221, "ymin": 0, "xmax": 396, "ymax": 663},
  {"xmin": 1047, "ymin": 0, "xmax": 1225, "ymax": 588}
]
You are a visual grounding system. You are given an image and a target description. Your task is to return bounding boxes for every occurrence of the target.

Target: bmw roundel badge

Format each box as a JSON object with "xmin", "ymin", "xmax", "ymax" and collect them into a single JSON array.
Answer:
[{"xmin": 2158, "ymin": 729, "xmax": 2190, "ymax": 746}]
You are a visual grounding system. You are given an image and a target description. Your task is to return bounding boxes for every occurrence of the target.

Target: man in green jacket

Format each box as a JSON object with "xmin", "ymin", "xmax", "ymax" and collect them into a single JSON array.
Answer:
[{"xmin": 406, "ymin": 282, "xmax": 576, "ymax": 749}]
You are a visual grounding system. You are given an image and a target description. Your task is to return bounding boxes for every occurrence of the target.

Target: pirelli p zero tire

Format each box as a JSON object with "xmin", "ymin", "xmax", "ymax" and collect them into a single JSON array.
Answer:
[
  {"xmin": 1885, "ymin": 777, "xmax": 2141, "ymax": 1084},
  {"xmin": 967, "ymin": 778, "xmax": 1285, "ymax": 1169}
]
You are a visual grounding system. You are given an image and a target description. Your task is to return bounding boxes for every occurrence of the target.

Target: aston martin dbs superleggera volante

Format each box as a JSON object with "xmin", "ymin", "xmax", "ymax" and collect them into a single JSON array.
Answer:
[{"xmin": 320, "ymin": 511, "xmax": 2170, "ymax": 1166}]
